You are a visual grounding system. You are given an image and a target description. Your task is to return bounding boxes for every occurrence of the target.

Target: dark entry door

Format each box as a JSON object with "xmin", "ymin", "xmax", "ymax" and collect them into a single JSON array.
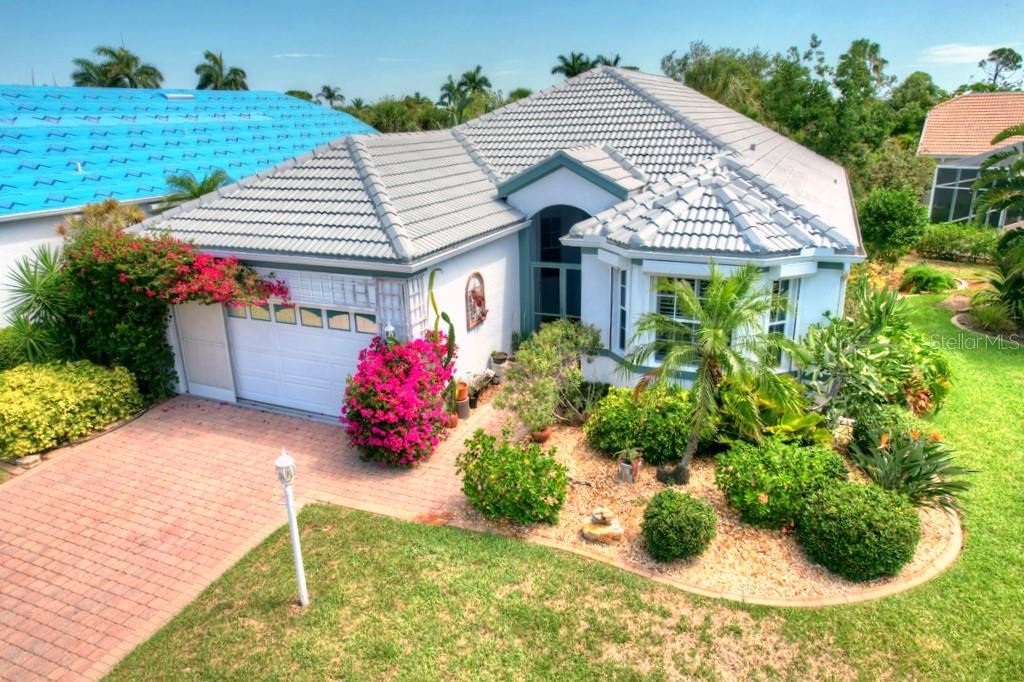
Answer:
[{"xmin": 527, "ymin": 205, "xmax": 586, "ymax": 330}]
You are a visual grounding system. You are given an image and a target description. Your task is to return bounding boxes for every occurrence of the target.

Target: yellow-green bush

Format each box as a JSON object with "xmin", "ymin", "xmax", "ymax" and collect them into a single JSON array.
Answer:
[{"xmin": 0, "ymin": 361, "xmax": 142, "ymax": 459}]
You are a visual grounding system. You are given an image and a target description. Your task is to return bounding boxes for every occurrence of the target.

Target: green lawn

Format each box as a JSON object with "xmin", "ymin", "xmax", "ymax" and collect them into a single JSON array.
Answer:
[{"xmin": 108, "ymin": 296, "xmax": 1023, "ymax": 681}]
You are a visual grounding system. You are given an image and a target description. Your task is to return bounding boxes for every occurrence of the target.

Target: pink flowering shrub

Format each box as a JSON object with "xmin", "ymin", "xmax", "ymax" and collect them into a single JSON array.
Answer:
[{"xmin": 342, "ymin": 334, "xmax": 455, "ymax": 467}]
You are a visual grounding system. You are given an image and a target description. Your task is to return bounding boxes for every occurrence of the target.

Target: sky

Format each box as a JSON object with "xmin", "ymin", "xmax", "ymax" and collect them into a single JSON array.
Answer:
[{"xmin": 0, "ymin": 0, "xmax": 1020, "ymax": 100}]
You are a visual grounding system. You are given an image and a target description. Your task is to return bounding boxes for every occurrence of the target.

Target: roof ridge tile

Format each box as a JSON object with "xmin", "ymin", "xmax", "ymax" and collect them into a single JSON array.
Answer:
[{"xmin": 345, "ymin": 136, "xmax": 413, "ymax": 261}]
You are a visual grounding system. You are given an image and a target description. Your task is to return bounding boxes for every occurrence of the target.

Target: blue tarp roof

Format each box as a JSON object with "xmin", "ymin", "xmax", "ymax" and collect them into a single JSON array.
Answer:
[{"xmin": 0, "ymin": 85, "xmax": 376, "ymax": 218}]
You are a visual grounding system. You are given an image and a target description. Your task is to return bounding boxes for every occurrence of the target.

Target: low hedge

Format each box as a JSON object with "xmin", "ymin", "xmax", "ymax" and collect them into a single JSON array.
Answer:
[
  {"xmin": 797, "ymin": 482, "xmax": 921, "ymax": 582},
  {"xmin": 584, "ymin": 387, "xmax": 692, "ymax": 465},
  {"xmin": 900, "ymin": 264, "xmax": 956, "ymax": 294},
  {"xmin": 456, "ymin": 429, "xmax": 568, "ymax": 524},
  {"xmin": 914, "ymin": 223, "xmax": 998, "ymax": 263},
  {"xmin": 715, "ymin": 438, "xmax": 848, "ymax": 529},
  {"xmin": 642, "ymin": 489, "xmax": 717, "ymax": 561},
  {"xmin": 0, "ymin": 361, "xmax": 142, "ymax": 459}
]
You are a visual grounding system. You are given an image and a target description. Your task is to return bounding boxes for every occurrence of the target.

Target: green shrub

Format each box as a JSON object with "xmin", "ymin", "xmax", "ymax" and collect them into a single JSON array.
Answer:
[
  {"xmin": 642, "ymin": 489, "xmax": 717, "ymax": 561},
  {"xmin": 849, "ymin": 428, "xmax": 973, "ymax": 510},
  {"xmin": 858, "ymin": 188, "xmax": 928, "ymax": 265},
  {"xmin": 583, "ymin": 387, "xmax": 639, "ymax": 454},
  {"xmin": 715, "ymin": 438, "xmax": 848, "ymax": 529},
  {"xmin": 968, "ymin": 298, "xmax": 1016, "ymax": 333},
  {"xmin": 851, "ymin": 404, "xmax": 919, "ymax": 454},
  {"xmin": 456, "ymin": 429, "xmax": 568, "ymax": 524},
  {"xmin": 0, "ymin": 361, "xmax": 142, "ymax": 459},
  {"xmin": 900, "ymin": 264, "xmax": 956, "ymax": 293},
  {"xmin": 583, "ymin": 386, "xmax": 693, "ymax": 466},
  {"xmin": 0, "ymin": 327, "xmax": 27, "ymax": 371},
  {"xmin": 915, "ymin": 223, "xmax": 998, "ymax": 262},
  {"xmin": 797, "ymin": 482, "xmax": 921, "ymax": 582}
]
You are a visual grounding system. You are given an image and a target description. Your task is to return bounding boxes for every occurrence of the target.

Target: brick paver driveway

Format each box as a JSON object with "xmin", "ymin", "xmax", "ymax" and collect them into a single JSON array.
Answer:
[{"xmin": 0, "ymin": 396, "xmax": 487, "ymax": 681}]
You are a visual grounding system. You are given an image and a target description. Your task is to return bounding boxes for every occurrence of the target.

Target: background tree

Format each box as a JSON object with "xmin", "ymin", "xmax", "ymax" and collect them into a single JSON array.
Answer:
[
  {"xmin": 194, "ymin": 51, "xmax": 248, "ymax": 90},
  {"xmin": 155, "ymin": 170, "xmax": 232, "ymax": 213},
  {"xmin": 887, "ymin": 71, "xmax": 946, "ymax": 140},
  {"xmin": 857, "ymin": 188, "xmax": 928, "ymax": 264},
  {"xmin": 661, "ymin": 42, "xmax": 770, "ymax": 116},
  {"xmin": 71, "ymin": 46, "xmax": 163, "ymax": 88},
  {"xmin": 284, "ymin": 89, "xmax": 314, "ymax": 101},
  {"xmin": 971, "ymin": 124, "xmax": 1024, "ymax": 222},
  {"xmin": 759, "ymin": 39, "xmax": 835, "ymax": 150},
  {"xmin": 437, "ymin": 75, "xmax": 465, "ymax": 108},
  {"xmin": 551, "ymin": 52, "xmax": 594, "ymax": 78},
  {"xmin": 318, "ymin": 85, "xmax": 344, "ymax": 108},
  {"xmin": 457, "ymin": 65, "xmax": 491, "ymax": 95},
  {"xmin": 979, "ymin": 47, "xmax": 1023, "ymax": 89},
  {"xmin": 507, "ymin": 87, "xmax": 533, "ymax": 103},
  {"xmin": 855, "ymin": 137, "xmax": 935, "ymax": 199},
  {"xmin": 595, "ymin": 53, "xmax": 637, "ymax": 70},
  {"xmin": 625, "ymin": 264, "xmax": 802, "ymax": 483}
]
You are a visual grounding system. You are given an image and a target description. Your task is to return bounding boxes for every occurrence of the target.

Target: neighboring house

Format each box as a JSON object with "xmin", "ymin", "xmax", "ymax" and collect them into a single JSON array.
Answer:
[
  {"xmin": 918, "ymin": 92, "xmax": 1024, "ymax": 226},
  {"xmin": 0, "ymin": 85, "xmax": 375, "ymax": 317},
  {"xmin": 145, "ymin": 67, "xmax": 864, "ymax": 417}
]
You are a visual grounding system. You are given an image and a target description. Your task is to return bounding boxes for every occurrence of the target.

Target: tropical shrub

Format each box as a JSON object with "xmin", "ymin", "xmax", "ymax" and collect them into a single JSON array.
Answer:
[
  {"xmin": 497, "ymin": 320, "xmax": 600, "ymax": 431},
  {"xmin": 717, "ymin": 375, "xmax": 832, "ymax": 447},
  {"xmin": 849, "ymin": 427, "xmax": 973, "ymax": 510},
  {"xmin": 850, "ymin": 403, "xmax": 919, "ymax": 453},
  {"xmin": 858, "ymin": 188, "xmax": 929, "ymax": 265},
  {"xmin": 0, "ymin": 327, "xmax": 27, "ymax": 371},
  {"xmin": 715, "ymin": 438, "xmax": 848, "ymax": 528},
  {"xmin": 584, "ymin": 386, "xmax": 695, "ymax": 465},
  {"xmin": 342, "ymin": 334, "xmax": 453, "ymax": 467},
  {"xmin": 456, "ymin": 429, "xmax": 568, "ymax": 524},
  {"xmin": 914, "ymin": 223, "xmax": 998, "ymax": 262},
  {"xmin": 0, "ymin": 361, "xmax": 141, "ymax": 459},
  {"xmin": 968, "ymin": 298, "xmax": 1016, "ymax": 333},
  {"xmin": 970, "ymin": 247, "xmax": 1024, "ymax": 327},
  {"xmin": 797, "ymin": 482, "xmax": 921, "ymax": 582},
  {"xmin": 900, "ymin": 264, "xmax": 956, "ymax": 293},
  {"xmin": 642, "ymin": 489, "xmax": 717, "ymax": 561}
]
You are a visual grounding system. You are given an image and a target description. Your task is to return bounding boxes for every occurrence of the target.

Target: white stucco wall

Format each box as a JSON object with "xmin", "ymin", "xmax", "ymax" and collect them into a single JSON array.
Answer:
[
  {"xmin": 792, "ymin": 266, "xmax": 847, "ymax": 339},
  {"xmin": 0, "ymin": 215, "xmax": 66, "ymax": 323},
  {"xmin": 429, "ymin": 231, "xmax": 521, "ymax": 381},
  {"xmin": 505, "ymin": 167, "xmax": 622, "ymax": 218}
]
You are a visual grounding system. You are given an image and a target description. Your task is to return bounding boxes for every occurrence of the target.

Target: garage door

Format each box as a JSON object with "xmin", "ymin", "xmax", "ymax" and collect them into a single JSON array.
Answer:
[{"xmin": 225, "ymin": 302, "xmax": 378, "ymax": 416}]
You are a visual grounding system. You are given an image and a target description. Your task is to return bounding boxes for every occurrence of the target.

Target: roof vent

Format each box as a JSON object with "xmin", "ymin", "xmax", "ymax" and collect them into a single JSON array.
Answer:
[
  {"xmin": 749, "ymin": 143, "xmax": 757, "ymax": 151},
  {"xmin": 162, "ymin": 93, "xmax": 195, "ymax": 101}
]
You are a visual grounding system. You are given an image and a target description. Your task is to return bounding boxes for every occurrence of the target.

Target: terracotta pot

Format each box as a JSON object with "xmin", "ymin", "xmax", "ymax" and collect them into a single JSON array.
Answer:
[
  {"xmin": 530, "ymin": 426, "xmax": 553, "ymax": 443},
  {"xmin": 456, "ymin": 381, "xmax": 469, "ymax": 402},
  {"xmin": 446, "ymin": 413, "xmax": 459, "ymax": 428}
]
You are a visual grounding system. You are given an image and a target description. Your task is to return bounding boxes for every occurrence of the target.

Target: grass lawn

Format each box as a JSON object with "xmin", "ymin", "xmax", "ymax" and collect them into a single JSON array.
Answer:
[{"xmin": 108, "ymin": 295, "xmax": 1023, "ymax": 681}]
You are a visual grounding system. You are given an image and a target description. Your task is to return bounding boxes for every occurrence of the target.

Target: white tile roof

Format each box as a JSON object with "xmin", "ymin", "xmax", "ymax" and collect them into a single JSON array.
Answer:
[{"xmin": 146, "ymin": 67, "xmax": 861, "ymax": 263}]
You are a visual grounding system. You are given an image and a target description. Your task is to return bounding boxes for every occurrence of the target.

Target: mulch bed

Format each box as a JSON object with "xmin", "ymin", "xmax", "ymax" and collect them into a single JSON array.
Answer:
[{"xmin": 451, "ymin": 421, "xmax": 958, "ymax": 601}]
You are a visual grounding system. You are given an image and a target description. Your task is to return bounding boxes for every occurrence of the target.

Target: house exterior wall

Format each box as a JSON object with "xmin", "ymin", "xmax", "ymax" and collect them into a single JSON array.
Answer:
[
  {"xmin": 0, "ymin": 214, "xmax": 65, "ymax": 322},
  {"xmin": 427, "ymin": 231, "xmax": 521, "ymax": 382},
  {"xmin": 505, "ymin": 167, "xmax": 622, "ymax": 218}
]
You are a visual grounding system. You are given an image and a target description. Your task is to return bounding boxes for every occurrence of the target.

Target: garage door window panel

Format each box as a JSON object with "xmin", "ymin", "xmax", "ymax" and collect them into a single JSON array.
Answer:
[
  {"xmin": 300, "ymin": 307, "xmax": 324, "ymax": 328},
  {"xmin": 355, "ymin": 313, "xmax": 377, "ymax": 334},
  {"xmin": 250, "ymin": 304, "xmax": 271, "ymax": 321},
  {"xmin": 327, "ymin": 310, "xmax": 352, "ymax": 331},
  {"xmin": 274, "ymin": 305, "xmax": 296, "ymax": 324}
]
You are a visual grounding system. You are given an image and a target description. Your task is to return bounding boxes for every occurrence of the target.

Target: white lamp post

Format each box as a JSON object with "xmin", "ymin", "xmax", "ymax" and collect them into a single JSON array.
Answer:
[{"xmin": 275, "ymin": 449, "xmax": 309, "ymax": 608}]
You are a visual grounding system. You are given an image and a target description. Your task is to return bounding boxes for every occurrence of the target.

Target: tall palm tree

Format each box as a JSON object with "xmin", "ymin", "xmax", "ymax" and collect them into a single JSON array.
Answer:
[
  {"xmin": 71, "ymin": 46, "xmax": 163, "ymax": 88},
  {"xmin": 155, "ymin": 170, "xmax": 231, "ymax": 213},
  {"xmin": 457, "ymin": 65, "xmax": 491, "ymax": 95},
  {"xmin": 318, "ymin": 85, "xmax": 344, "ymax": 108},
  {"xmin": 348, "ymin": 97, "xmax": 366, "ymax": 110},
  {"xmin": 971, "ymin": 124, "xmax": 1024, "ymax": 222},
  {"xmin": 625, "ymin": 263, "xmax": 802, "ymax": 483},
  {"xmin": 195, "ymin": 51, "xmax": 248, "ymax": 90},
  {"xmin": 437, "ymin": 75, "xmax": 465, "ymax": 107},
  {"xmin": 551, "ymin": 52, "xmax": 594, "ymax": 78},
  {"xmin": 594, "ymin": 53, "xmax": 638, "ymax": 70}
]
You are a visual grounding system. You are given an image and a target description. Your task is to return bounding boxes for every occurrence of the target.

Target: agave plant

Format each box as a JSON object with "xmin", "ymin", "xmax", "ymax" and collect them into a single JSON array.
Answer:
[
  {"xmin": 4, "ymin": 244, "xmax": 72, "ymax": 361},
  {"xmin": 848, "ymin": 429, "xmax": 974, "ymax": 511}
]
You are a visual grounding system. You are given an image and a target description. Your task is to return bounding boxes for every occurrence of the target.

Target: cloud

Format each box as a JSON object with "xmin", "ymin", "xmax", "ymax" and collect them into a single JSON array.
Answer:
[
  {"xmin": 272, "ymin": 52, "xmax": 329, "ymax": 59},
  {"xmin": 919, "ymin": 43, "xmax": 1007, "ymax": 66}
]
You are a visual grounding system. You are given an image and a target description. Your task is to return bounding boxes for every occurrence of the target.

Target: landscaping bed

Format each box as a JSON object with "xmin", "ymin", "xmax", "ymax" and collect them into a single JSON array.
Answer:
[{"xmin": 451, "ymin": 422, "xmax": 959, "ymax": 603}]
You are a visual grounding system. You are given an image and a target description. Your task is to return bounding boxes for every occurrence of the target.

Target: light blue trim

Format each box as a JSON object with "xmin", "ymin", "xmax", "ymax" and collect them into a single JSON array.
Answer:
[{"xmin": 496, "ymin": 151, "xmax": 630, "ymax": 200}]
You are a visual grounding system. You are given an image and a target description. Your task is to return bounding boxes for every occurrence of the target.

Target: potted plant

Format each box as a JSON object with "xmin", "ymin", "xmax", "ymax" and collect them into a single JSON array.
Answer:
[
  {"xmin": 456, "ymin": 380, "xmax": 469, "ymax": 402},
  {"xmin": 490, "ymin": 350, "xmax": 509, "ymax": 366},
  {"xmin": 497, "ymin": 374, "xmax": 558, "ymax": 443},
  {"xmin": 468, "ymin": 391, "xmax": 479, "ymax": 409},
  {"xmin": 615, "ymin": 447, "xmax": 642, "ymax": 484}
]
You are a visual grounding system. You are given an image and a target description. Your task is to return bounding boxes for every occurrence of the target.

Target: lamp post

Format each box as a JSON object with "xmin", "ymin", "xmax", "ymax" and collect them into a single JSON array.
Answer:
[{"xmin": 275, "ymin": 449, "xmax": 309, "ymax": 608}]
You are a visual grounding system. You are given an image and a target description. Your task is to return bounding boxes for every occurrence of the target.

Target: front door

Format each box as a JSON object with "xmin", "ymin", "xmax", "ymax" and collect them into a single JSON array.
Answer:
[{"xmin": 527, "ymin": 205, "xmax": 586, "ymax": 330}]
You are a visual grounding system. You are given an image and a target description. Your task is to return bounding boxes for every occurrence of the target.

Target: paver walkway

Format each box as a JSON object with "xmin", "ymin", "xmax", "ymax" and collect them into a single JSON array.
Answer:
[{"xmin": 0, "ymin": 396, "xmax": 496, "ymax": 681}]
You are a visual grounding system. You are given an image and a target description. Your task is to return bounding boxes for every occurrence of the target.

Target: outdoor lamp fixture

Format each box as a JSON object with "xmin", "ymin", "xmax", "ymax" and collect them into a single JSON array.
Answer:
[
  {"xmin": 275, "ymin": 449, "xmax": 309, "ymax": 608},
  {"xmin": 383, "ymin": 321, "xmax": 396, "ymax": 338}
]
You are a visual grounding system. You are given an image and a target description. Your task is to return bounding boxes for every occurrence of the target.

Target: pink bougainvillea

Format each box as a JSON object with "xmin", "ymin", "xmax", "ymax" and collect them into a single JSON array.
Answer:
[{"xmin": 341, "ymin": 333, "xmax": 455, "ymax": 467}]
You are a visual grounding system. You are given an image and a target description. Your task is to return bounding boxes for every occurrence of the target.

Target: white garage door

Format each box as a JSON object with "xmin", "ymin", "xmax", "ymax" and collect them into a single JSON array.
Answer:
[{"xmin": 225, "ymin": 302, "xmax": 378, "ymax": 417}]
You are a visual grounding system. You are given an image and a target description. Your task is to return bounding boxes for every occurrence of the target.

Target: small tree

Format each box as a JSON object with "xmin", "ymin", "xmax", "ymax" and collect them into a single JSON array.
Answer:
[{"xmin": 857, "ymin": 188, "xmax": 928, "ymax": 265}]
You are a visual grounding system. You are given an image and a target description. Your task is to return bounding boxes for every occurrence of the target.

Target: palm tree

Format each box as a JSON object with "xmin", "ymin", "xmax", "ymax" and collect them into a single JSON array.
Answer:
[
  {"xmin": 625, "ymin": 263, "xmax": 802, "ymax": 483},
  {"xmin": 437, "ymin": 75, "xmax": 465, "ymax": 108},
  {"xmin": 457, "ymin": 65, "xmax": 491, "ymax": 95},
  {"xmin": 551, "ymin": 52, "xmax": 594, "ymax": 78},
  {"xmin": 195, "ymin": 51, "xmax": 248, "ymax": 90},
  {"xmin": 284, "ymin": 89, "xmax": 314, "ymax": 101},
  {"xmin": 507, "ymin": 87, "xmax": 533, "ymax": 103},
  {"xmin": 348, "ymin": 97, "xmax": 366, "ymax": 110},
  {"xmin": 318, "ymin": 85, "xmax": 344, "ymax": 109},
  {"xmin": 155, "ymin": 170, "xmax": 231, "ymax": 213},
  {"xmin": 594, "ymin": 53, "xmax": 638, "ymax": 70},
  {"xmin": 971, "ymin": 124, "xmax": 1024, "ymax": 222},
  {"xmin": 71, "ymin": 46, "xmax": 163, "ymax": 88}
]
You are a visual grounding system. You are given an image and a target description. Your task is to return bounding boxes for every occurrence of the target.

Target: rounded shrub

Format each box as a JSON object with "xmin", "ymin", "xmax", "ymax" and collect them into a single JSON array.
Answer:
[
  {"xmin": 583, "ymin": 387, "xmax": 639, "ymax": 454},
  {"xmin": 715, "ymin": 438, "xmax": 847, "ymax": 529},
  {"xmin": 797, "ymin": 482, "xmax": 921, "ymax": 582},
  {"xmin": 851, "ymin": 404, "xmax": 920, "ymax": 454},
  {"xmin": 900, "ymin": 264, "xmax": 956, "ymax": 294},
  {"xmin": 456, "ymin": 429, "xmax": 568, "ymax": 525},
  {"xmin": 584, "ymin": 386, "xmax": 692, "ymax": 465},
  {"xmin": 641, "ymin": 489, "xmax": 717, "ymax": 561},
  {"xmin": 0, "ymin": 360, "xmax": 142, "ymax": 458}
]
